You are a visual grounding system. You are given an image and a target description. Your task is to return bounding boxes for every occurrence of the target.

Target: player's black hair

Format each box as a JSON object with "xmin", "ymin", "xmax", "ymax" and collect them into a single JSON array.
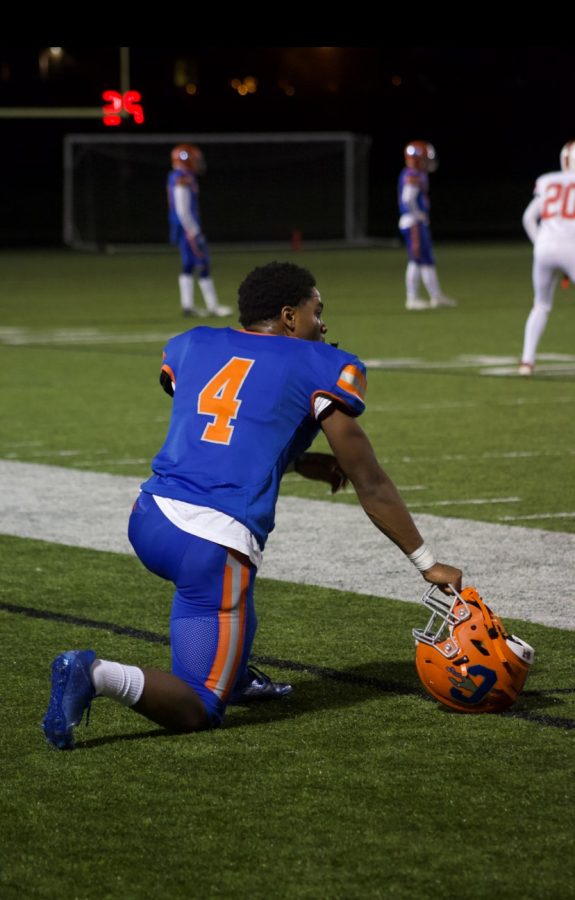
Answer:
[{"xmin": 238, "ymin": 261, "xmax": 316, "ymax": 327}]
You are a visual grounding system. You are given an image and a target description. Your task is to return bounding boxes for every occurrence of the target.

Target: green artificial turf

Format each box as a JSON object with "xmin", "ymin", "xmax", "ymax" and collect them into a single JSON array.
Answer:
[
  {"xmin": 0, "ymin": 247, "xmax": 574, "ymax": 899},
  {"xmin": 1, "ymin": 536, "xmax": 573, "ymax": 900}
]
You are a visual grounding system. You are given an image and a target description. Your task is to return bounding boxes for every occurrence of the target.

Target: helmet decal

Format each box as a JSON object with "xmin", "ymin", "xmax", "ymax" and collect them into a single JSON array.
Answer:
[{"xmin": 448, "ymin": 664, "xmax": 498, "ymax": 705}]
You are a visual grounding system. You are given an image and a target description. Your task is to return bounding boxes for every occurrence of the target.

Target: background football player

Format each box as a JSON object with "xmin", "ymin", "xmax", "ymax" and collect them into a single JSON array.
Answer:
[
  {"xmin": 519, "ymin": 141, "xmax": 575, "ymax": 375},
  {"xmin": 168, "ymin": 143, "xmax": 231, "ymax": 318},
  {"xmin": 398, "ymin": 140, "xmax": 457, "ymax": 311}
]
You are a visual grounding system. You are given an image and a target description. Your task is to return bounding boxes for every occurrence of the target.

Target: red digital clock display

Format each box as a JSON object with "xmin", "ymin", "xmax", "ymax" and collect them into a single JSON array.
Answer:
[{"xmin": 102, "ymin": 90, "xmax": 144, "ymax": 126}]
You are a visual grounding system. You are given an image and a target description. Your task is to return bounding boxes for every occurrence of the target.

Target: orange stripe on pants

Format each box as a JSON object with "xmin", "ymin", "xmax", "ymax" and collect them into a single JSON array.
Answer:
[{"xmin": 205, "ymin": 554, "xmax": 248, "ymax": 700}]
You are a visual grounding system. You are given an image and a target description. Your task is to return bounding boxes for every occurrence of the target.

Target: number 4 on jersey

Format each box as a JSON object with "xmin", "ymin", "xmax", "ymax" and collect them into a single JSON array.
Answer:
[{"xmin": 197, "ymin": 357, "xmax": 255, "ymax": 444}]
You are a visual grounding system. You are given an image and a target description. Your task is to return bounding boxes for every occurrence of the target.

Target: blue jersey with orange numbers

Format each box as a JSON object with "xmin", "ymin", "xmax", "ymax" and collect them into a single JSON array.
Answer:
[
  {"xmin": 141, "ymin": 327, "xmax": 367, "ymax": 547},
  {"xmin": 397, "ymin": 167, "xmax": 429, "ymax": 217}
]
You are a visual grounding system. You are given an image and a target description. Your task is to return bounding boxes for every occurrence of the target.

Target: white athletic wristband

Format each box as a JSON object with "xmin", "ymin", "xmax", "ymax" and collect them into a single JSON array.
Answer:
[{"xmin": 407, "ymin": 543, "xmax": 437, "ymax": 572}]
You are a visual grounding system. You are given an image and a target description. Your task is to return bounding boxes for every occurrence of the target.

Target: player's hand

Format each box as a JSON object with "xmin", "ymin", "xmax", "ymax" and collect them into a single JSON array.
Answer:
[
  {"xmin": 294, "ymin": 452, "xmax": 349, "ymax": 494},
  {"xmin": 421, "ymin": 562, "xmax": 462, "ymax": 594},
  {"xmin": 187, "ymin": 233, "xmax": 205, "ymax": 258}
]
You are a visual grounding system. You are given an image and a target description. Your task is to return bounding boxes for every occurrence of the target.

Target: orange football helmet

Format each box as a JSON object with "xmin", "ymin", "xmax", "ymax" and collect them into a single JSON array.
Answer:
[
  {"xmin": 560, "ymin": 140, "xmax": 575, "ymax": 172},
  {"xmin": 404, "ymin": 140, "xmax": 438, "ymax": 173},
  {"xmin": 171, "ymin": 144, "xmax": 206, "ymax": 175},
  {"xmin": 413, "ymin": 585, "xmax": 534, "ymax": 713}
]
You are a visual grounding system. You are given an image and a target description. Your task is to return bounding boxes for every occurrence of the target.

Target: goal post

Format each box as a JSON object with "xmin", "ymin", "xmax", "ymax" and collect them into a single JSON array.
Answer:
[{"xmin": 63, "ymin": 132, "xmax": 372, "ymax": 250}]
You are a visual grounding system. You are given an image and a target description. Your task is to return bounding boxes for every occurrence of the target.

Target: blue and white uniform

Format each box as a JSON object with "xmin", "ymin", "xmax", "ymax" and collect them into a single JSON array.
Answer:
[
  {"xmin": 129, "ymin": 326, "xmax": 367, "ymax": 724},
  {"xmin": 397, "ymin": 167, "xmax": 434, "ymax": 265},
  {"xmin": 167, "ymin": 168, "xmax": 211, "ymax": 278}
]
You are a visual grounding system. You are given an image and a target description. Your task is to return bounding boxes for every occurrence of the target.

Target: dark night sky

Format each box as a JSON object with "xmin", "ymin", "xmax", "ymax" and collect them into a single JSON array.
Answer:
[{"xmin": 2, "ymin": 47, "xmax": 574, "ymax": 244}]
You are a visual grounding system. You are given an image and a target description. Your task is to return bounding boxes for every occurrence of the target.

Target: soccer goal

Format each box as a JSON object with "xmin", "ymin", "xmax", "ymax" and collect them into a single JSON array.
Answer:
[{"xmin": 63, "ymin": 132, "xmax": 372, "ymax": 251}]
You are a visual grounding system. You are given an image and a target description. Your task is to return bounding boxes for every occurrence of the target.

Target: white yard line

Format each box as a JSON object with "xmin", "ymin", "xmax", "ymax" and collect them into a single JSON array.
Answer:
[
  {"xmin": 397, "ymin": 450, "xmax": 575, "ymax": 463},
  {"xmin": 480, "ymin": 365, "xmax": 575, "ymax": 377},
  {"xmin": 498, "ymin": 512, "xmax": 575, "ymax": 521},
  {"xmin": 0, "ymin": 327, "xmax": 170, "ymax": 346},
  {"xmin": 0, "ymin": 460, "xmax": 573, "ymax": 631},
  {"xmin": 409, "ymin": 497, "xmax": 521, "ymax": 508},
  {"xmin": 369, "ymin": 396, "xmax": 574, "ymax": 414},
  {"xmin": 362, "ymin": 353, "xmax": 575, "ymax": 378}
]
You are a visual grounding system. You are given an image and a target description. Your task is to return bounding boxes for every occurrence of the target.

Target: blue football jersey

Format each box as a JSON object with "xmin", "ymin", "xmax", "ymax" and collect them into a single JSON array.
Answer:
[
  {"xmin": 397, "ymin": 167, "xmax": 429, "ymax": 217},
  {"xmin": 167, "ymin": 169, "xmax": 201, "ymax": 242},
  {"xmin": 142, "ymin": 327, "xmax": 367, "ymax": 547}
]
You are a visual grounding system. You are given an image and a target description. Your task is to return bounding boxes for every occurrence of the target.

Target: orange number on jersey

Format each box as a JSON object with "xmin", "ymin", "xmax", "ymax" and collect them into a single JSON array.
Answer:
[{"xmin": 197, "ymin": 357, "xmax": 255, "ymax": 444}]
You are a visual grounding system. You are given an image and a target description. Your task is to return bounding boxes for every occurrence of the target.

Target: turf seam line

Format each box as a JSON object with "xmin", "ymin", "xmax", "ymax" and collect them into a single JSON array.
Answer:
[{"xmin": 2, "ymin": 600, "xmax": 573, "ymax": 730}]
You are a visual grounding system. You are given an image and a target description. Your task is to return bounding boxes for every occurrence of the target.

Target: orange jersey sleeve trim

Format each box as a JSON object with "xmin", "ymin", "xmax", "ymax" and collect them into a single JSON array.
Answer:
[
  {"xmin": 336, "ymin": 364, "xmax": 367, "ymax": 400},
  {"xmin": 310, "ymin": 389, "xmax": 363, "ymax": 418},
  {"xmin": 161, "ymin": 363, "xmax": 176, "ymax": 384}
]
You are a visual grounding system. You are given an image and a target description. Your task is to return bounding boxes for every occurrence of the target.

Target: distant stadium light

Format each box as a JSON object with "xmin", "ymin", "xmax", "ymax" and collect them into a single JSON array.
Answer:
[
  {"xmin": 39, "ymin": 47, "xmax": 66, "ymax": 79},
  {"xmin": 231, "ymin": 77, "xmax": 257, "ymax": 96}
]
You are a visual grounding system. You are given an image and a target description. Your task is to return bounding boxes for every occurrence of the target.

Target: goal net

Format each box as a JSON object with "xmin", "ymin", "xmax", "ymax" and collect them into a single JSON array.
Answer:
[{"xmin": 63, "ymin": 132, "xmax": 371, "ymax": 250}]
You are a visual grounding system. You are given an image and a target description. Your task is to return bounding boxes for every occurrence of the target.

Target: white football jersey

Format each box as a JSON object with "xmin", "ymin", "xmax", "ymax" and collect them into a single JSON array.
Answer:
[{"xmin": 524, "ymin": 170, "xmax": 575, "ymax": 245}]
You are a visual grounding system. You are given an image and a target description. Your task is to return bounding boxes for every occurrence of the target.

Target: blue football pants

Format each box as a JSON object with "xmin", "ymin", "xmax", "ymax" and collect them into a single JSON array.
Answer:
[{"xmin": 128, "ymin": 492, "xmax": 257, "ymax": 726}]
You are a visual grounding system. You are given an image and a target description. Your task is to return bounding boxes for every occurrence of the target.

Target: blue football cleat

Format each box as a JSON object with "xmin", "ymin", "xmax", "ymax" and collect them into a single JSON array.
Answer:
[
  {"xmin": 229, "ymin": 665, "xmax": 293, "ymax": 705},
  {"xmin": 42, "ymin": 650, "xmax": 96, "ymax": 750}
]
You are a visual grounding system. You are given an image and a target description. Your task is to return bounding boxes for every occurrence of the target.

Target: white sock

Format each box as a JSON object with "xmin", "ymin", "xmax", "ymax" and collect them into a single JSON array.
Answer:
[
  {"xmin": 522, "ymin": 303, "xmax": 550, "ymax": 365},
  {"xmin": 406, "ymin": 262, "xmax": 421, "ymax": 300},
  {"xmin": 90, "ymin": 659, "xmax": 145, "ymax": 707},
  {"xmin": 198, "ymin": 276, "xmax": 219, "ymax": 312},
  {"xmin": 179, "ymin": 274, "xmax": 194, "ymax": 312},
  {"xmin": 420, "ymin": 265, "xmax": 442, "ymax": 300}
]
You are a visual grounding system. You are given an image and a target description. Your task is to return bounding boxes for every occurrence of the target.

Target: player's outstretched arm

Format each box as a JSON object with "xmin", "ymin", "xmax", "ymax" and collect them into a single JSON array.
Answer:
[{"xmin": 321, "ymin": 408, "xmax": 462, "ymax": 591}]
